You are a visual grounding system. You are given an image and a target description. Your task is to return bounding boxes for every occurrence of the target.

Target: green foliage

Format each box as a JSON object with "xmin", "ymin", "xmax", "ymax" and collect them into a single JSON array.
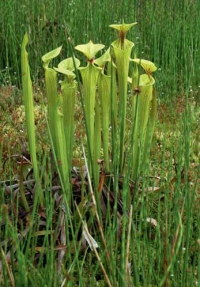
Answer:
[
  {"xmin": 39, "ymin": 22, "xmax": 157, "ymax": 184},
  {"xmin": 17, "ymin": 23, "xmax": 158, "ymax": 285},
  {"xmin": 1, "ymin": 10, "xmax": 199, "ymax": 287},
  {"xmin": 1, "ymin": 0, "xmax": 199, "ymax": 96},
  {"xmin": 19, "ymin": 24, "xmax": 157, "ymax": 286}
]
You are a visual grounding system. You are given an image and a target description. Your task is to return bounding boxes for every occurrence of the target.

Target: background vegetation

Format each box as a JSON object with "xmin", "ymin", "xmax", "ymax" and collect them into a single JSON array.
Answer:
[{"xmin": 0, "ymin": 0, "xmax": 200, "ymax": 95}]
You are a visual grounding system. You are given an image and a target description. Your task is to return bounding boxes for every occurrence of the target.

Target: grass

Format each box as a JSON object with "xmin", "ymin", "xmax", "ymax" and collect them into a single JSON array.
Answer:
[
  {"xmin": 0, "ymin": 84, "xmax": 199, "ymax": 286},
  {"xmin": 0, "ymin": 0, "xmax": 200, "ymax": 94},
  {"xmin": 0, "ymin": 1, "xmax": 200, "ymax": 286}
]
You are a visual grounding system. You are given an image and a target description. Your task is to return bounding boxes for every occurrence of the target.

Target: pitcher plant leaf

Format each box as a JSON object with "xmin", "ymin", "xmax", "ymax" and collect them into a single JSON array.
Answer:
[{"xmin": 75, "ymin": 41, "xmax": 105, "ymax": 61}]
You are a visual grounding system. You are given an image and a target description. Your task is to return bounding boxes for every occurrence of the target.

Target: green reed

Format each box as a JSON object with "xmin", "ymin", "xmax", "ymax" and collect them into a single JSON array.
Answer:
[{"xmin": 1, "ymin": 0, "xmax": 199, "ymax": 96}]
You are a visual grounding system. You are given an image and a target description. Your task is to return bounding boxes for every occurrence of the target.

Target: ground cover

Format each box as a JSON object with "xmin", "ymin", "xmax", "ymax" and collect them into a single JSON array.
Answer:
[{"xmin": 0, "ymin": 81, "xmax": 199, "ymax": 287}]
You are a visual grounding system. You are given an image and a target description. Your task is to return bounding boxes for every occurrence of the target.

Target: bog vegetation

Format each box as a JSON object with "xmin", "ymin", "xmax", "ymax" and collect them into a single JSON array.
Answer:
[{"xmin": 0, "ymin": 1, "xmax": 199, "ymax": 287}]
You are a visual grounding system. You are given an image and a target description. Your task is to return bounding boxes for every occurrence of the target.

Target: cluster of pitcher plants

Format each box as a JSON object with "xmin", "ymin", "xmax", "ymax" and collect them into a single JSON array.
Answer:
[
  {"xmin": 0, "ymin": 21, "xmax": 158, "ymax": 286},
  {"xmin": 21, "ymin": 21, "xmax": 157, "ymax": 209},
  {"xmin": 21, "ymin": 26, "xmax": 158, "ymax": 282}
]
